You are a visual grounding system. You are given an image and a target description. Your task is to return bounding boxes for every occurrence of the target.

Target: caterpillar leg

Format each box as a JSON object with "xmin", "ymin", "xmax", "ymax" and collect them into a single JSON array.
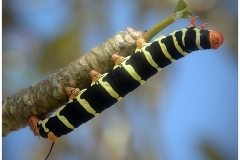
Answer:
[
  {"xmin": 28, "ymin": 115, "xmax": 59, "ymax": 142},
  {"xmin": 28, "ymin": 116, "xmax": 58, "ymax": 142},
  {"xmin": 28, "ymin": 115, "xmax": 41, "ymax": 137},
  {"xmin": 136, "ymin": 36, "xmax": 146, "ymax": 49},
  {"xmin": 66, "ymin": 86, "xmax": 80, "ymax": 100},
  {"xmin": 47, "ymin": 132, "xmax": 58, "ymax": 142},
  {"xmin": 28, "ymin": 86, "xmax": 81, "ymax": 142},
  {"xmin": 89, "ymin": 70, "xmax": 102, "ymax": 83},
  {"xmin": 111, "ymin": 53, "xmax": 125, "ymax": 65}
]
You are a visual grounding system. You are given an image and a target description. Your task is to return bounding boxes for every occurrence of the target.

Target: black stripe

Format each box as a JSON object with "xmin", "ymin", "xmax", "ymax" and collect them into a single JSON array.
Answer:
[
  {"xmin": 160, "ymin": 34, "xmax": 184, "ymax": 60},
  {"xmin": 80, "ymin": 83, "xmax": 118, "ymax": 113},
  {"xmin": 59, "ymin": 100, "xmax": 94, "ymax": 127},
  {"xmin": 184, "ymin": 28, "xmax": 198, "ymax": 51},
  {"xmin": 105, "ymin": 68, "xmax": 140, "ymax": 97},
  {"xmin": 130, "ymin": 51, "xmax": 158, "ymax": 80},
  {"xmin": 39, "ymin": 127, "xmax": 48, "ymax": 138},
  {"xmin": 38, "ymin": 100, "xmax": 95, "ymax": 138},
  {"xmin": 200, "ymin": 30, "xmax": 211, "ymax": 49},
  {"xmin": 44, "ymin": 117, "xmax": 72, "ymax": 137},
  {"xmin": 143, "ymin": 45, "xmax": 162, "ymax": 68},
  {"xmin": 173, "ymin": 31, "xmax": 191, "ymax": 53},
  {"xmin": 151, "ymin": 41, "xmax": 172, "ymax": 68}
]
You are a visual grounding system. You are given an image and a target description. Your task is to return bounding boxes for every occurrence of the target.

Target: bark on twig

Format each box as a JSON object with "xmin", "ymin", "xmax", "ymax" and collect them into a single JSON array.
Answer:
[{"xmin": 2, "ymin": 27, "xmax": 143, "ymax": 137}]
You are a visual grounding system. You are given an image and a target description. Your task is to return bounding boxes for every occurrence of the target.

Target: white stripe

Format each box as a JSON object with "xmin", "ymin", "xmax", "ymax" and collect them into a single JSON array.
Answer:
[
  {"xmin": 121, "ymin": 57, "xmax": 145, "ymax": 85},
  {"xmin": 76, "ymin": 89, "xmax": 99, "ymax": 116},
  {"xmin": 181, "ymin": 28, "xmax": 188, "ymax": 47},
  {"xmin": 140, "ymin": 43, "xmax": 162, "ymax": 71},
  {"xmin": 170, "ymin": 30, "xmax": 188, "ymax": 56},
  {"xmin": 155, "ymin": 36, "xmax": 175, "ymax": 63},
  {"xmin": 98, "ymin": 73, "xmax": 122, "ymax": 101},
  {"xmin": 194, "ymin": 28, "xmax": 204, "ymax": 50},
  {"xmin": 41, "ymin": 119, "xmax": 50, "ymax": 133},
  {"xmin": 56, "ymin": 106, "xmax": 75, "ymax": 129}
]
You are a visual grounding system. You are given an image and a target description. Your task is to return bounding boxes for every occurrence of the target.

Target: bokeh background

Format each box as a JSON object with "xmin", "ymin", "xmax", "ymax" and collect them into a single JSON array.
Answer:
[{"xmin": 2, "ymin": 0, "xmax": 237, "ymax": 160}]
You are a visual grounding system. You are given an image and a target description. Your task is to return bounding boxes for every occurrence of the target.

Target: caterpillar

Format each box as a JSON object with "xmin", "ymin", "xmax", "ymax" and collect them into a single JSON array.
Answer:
[{"xmin": 28, "ymin": 16, "xmax": 223, "ymax": 142}]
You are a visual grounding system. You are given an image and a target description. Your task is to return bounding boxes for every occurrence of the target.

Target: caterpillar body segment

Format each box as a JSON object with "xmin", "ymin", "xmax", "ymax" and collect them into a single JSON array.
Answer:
[{"xmin": 28, "ymin": 17, "xmax": 223, "ymax": 142}]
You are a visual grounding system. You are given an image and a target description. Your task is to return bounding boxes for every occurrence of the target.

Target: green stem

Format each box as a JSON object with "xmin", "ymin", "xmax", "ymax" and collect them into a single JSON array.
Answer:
[{"xmin": 143, "ymin": 9, "xmax": 188, "ymax": 42}]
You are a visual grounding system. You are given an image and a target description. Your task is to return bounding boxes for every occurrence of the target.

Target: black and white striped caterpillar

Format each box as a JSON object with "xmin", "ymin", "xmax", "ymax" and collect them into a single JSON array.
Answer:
[{"xmin": 28, "ymin": 16, "xmax": 223, "ymax": 142}]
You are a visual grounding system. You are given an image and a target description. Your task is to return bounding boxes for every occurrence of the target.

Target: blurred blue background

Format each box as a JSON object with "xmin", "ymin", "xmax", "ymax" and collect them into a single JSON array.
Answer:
[{"xmin": 2, "ymin": 0, "xmax": 237, "ymax": 160}]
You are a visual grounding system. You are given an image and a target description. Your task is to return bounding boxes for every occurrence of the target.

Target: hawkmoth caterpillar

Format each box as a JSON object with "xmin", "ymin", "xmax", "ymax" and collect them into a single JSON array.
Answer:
[{"xmin": 28, "ymin": 16, "xmax": 223, "ymax": 142}]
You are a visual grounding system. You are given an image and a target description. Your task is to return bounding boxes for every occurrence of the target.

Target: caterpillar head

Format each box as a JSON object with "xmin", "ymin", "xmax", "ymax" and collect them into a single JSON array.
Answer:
[
  {"xmin": 190, "ymin": 16, "xmax": 223, "ymax": 50},
  {"xmin": 209, "ymin": 30, "xmax": 223, "ymax": 50}
]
